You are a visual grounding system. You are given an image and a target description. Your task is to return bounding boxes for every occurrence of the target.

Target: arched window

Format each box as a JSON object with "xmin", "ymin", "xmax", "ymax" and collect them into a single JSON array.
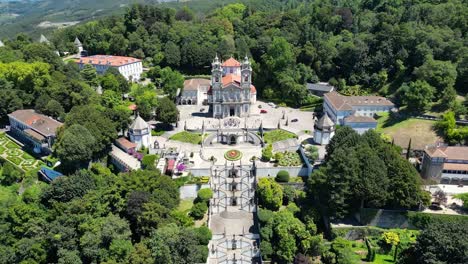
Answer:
[{"xmin": 244, "ymin": 75, "xmax": 249, "ymax": 82}]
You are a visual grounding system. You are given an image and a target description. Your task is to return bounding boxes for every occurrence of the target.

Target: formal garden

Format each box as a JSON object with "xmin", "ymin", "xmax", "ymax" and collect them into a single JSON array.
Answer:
[
  {"xmin": 263, "ymin": 129, "xmax": 297, "ymax": 144},
  {"xmin": 169, "ymin": 131, "xmax": 203, "ymax": 144},
  {"xmin": 0, "ymin": 133, "xmax": 43, "ymax": 172},
  {"xmin": 331, "ymin": 227, "xmax": 420, "ymax": 264}
]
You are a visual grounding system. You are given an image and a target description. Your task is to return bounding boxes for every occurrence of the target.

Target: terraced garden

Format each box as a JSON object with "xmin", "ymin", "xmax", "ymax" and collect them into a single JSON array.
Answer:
[{"xmin": 0, "ymin": 133, "xmax": 43, "ymax": 172}]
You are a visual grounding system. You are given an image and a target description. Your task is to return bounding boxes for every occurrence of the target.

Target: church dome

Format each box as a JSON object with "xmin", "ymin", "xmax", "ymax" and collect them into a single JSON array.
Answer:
[{"xmin": 315, "ymin": 113, "xmax": 335, "ymax": 131}]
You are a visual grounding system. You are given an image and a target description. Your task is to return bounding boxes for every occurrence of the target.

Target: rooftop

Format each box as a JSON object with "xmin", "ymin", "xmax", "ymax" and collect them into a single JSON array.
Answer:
[
  {"xmin": 76, "ymin": 55, "xmax": 141, "ymax": 67},
  {"xmin": 307, "ymin": 82, "xmax": 335, "ymax": 92},
  {"xmin": 8, "ymin": 109, "xmax": 63, "ymax": 137},
  {"xmin": 130, "ymin": 115, "xmax": 149, "ymax": 130},
  {"xmin": 425, "ymin": 145, "xmax": 468, "ymax": 160},
  {"xmin": 116, "ymin": 137, "xmax": 137, "ymax": 150},
  {"xmin": 110, "ymin": 145, "xmax": 141, "ymax": 171},
  {"xmin": 221, "ymin": 74, "xmax": 256, "ymax": 93},
  {"xmin": 222, "ymin": 57, "xmax": 241, "ymax": 67},
  {"xmin": 344, "ymin": 115, "xmax": 377, "ymax": 123},
  {"xmin": 325, "ymin": 91, "xmax": 394, "ymax": 111},
  {"xmin": 315, "ymin": 113, "xmax": 335, "ymax": 130},
  {"xmin": 443, "ymin": 163, "xmax": 468, "ymax": 171},
  {"xmin": 184, "ymin": 78, "xmax": 211, "ymax": 91}
]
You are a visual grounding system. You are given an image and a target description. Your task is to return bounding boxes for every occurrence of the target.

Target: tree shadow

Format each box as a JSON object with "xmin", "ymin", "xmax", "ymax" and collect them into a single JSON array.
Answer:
[
  {"xmin": 154, "ymin": 123, "xmax": 174, "ymax": 131},
  {"xmin": 377, "ymin": 112, "xmax": 410, "ymax": 129}
]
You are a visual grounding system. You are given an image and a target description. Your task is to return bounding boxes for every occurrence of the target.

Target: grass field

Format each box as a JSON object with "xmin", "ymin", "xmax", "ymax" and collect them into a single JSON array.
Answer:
[
  {"xmin": 178, "ymin": 198, "xmax": 194, "ymax": 213},
  {"xmin": 263, "ymin": 129, "xmax": 297, "ymax": 144},
  {"xmin": 376, "ymin": 113, "xmax": 441, "ymax": 150},
  {"xmin": 169, "ymin": 131, "xmax": 202, "ymax": 144}
]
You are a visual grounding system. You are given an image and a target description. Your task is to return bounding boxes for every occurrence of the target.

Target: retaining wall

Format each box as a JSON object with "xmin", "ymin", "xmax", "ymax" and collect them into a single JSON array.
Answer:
[{"xmin": 179, "ymin": 183, "xmax": 210, "ymax": 199}]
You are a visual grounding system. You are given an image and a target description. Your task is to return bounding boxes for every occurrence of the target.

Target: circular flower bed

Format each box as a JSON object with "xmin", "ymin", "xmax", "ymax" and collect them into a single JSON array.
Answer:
[{"xmin": 224, "ymin": 149, "xmax": 242, "ymax": 161}]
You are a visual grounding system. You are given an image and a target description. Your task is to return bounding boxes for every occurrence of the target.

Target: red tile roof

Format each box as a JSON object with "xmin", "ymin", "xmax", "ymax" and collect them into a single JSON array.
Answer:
[
  {"xmin": 221, "ymin": 74, "xmax": 256, "ymax": 93},
  {"xmin": 425, "ymin": 146, "xmax": 468, "ymax": 160},
  {"xmin": 76, "ymin": 55, "xmax": 141, "ymax": 67},
  {"xmin": 116, "ymin": 137, "xmax": 137, "ymax": 151},
  {"xmin": 222, "ymin": 57, "xmax": 241, "ymax": 67}
]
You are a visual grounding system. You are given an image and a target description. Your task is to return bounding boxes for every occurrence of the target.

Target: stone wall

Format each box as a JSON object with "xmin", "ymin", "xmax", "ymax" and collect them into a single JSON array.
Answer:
[{"xmin": 179, "ymin": 183, "xmax": 210, "ymax": 199}]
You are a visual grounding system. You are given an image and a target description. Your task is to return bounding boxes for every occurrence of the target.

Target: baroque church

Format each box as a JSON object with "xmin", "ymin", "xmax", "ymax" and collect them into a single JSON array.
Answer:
[{"xmin": 208, "ymin": 56, "xmax": 257, "ymax": 118}]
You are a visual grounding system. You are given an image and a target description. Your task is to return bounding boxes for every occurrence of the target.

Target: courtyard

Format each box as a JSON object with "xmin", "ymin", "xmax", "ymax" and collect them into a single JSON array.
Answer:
[
  {"xmin": 0, "ymin": 133, "xmax": 44, "ymax": 172},
  {"xmin": 177, "ymin": 100, "xmax": 316, "ymax": 134}
]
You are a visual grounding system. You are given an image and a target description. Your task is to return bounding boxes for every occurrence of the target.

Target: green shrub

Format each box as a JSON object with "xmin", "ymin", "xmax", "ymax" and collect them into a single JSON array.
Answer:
[
  {"xmin": 275, "ymin": 170, "xmax": 290, "ymax": 182},
  {"xmin": 193, "ymin": 226, "xmax": 212, "ymax": 245},
  {"xmin": 454, "ymin": 193, "xmax": 468, "ymax": 210},
  {"xmin": 261, "ymin": 144, "xmax": 273, "ymax": 161},
  {"xmin": 197, "ymin": 188, "xmax": 213, "ymax": 203},
  {"xmin": 190, "ymin": 202, "xmax": 207, "ymax": 220}
]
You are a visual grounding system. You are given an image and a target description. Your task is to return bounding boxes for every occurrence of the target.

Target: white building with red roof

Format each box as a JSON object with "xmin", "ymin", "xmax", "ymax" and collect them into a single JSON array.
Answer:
[
  {"xmin": 76, "ymin": 55, "xmax": 142, "ymax": 81},
  {"xmin": 208, "ymin": 55, "xmax": 257, "ymax": 118}
]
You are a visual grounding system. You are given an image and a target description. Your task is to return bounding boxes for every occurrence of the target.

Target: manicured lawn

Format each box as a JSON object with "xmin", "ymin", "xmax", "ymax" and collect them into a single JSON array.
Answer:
[
  {"xmin": 7, "ymin": 156, "xmax": 22, "ymax": 165},
  {"xmin": 375, "ymin": 113, "xmax": 441, "ymax": 149},
  {"xmin": 263, "ymin": 129, "xmax": 297, "ymax": 144},
  {"xmin": 169, "ymin": 131, "xmax": 202, "ymax": 144},
  {"xmin": 178, "ymin": 199, "xmax": 194, "ymax": 213}
]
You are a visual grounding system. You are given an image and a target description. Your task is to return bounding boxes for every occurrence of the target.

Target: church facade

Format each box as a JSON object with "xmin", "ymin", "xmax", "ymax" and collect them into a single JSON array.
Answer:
[{"xmin": 208, "ymin": 56, "xmax": 257, "ymax": 118}]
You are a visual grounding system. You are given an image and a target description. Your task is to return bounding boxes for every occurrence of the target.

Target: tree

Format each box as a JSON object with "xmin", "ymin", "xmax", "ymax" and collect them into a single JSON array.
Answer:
[
  {"xmin": 81, "ymin": 64, "xmax": 99, "ymax": 87},
  {"xmin": 44, "ymin": 99, "xmax": 65, "ymax": 119},
  {"xmin": 257, "ymin": 178, "xmax": 283, "ymax": 211},
  {"xmin": 414, "ymin": 58, "xmax": 457, "ymax": 98},
  {"xmin": 65, "ymin": 105, "xmax": 118, "ymax": 157},
  {"xmin": 190, "ymin": 202, "xmax": 207, "ymax": 220},
  {"xmin": 159, "ymin": 67, "xmax": 184, "ymax": 99},
  {"xmin": 0, "ymin": 162, "xmax": 23, "ymax": 185},
  {"xmin": 164, "ymin": 41, "xmax": 181, "ymax": 67},
  {"xmin": 175, "ymin": 6, "xmax": 194, "ymax": 21},
  {"xmin": 150, "ymin": 224, "xmax": 209, "ymax": 264},
  {"xmin": 404, "ymin": 221, "xmax": 468, "ymax": 264},
  {"xmin": 57, "ymin": 249, "xmax": 82, "ymax": 264},
  {"xmin": 398, "ymin": 80, "xmax": 435, "ymax": 113},
  {"xmin": 41, "ymin": 170, "xmax": 96, "ymax": 204},
  {"xmin": 55, "ymin": 124, "xmax": 96, "ymax": 167},
  {"xmin": 156, "ymin": 97, "xmax": 178, "ymax": 124}
]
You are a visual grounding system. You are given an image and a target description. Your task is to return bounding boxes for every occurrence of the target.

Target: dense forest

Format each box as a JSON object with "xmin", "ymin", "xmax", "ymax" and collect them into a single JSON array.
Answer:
[
  {"xmin": 43, "ymin": 0, "xmax": 468, "ymax": 111},
  {"xmin": 0, "ymin": 0, "xmax": 467, "ymax": 263}
]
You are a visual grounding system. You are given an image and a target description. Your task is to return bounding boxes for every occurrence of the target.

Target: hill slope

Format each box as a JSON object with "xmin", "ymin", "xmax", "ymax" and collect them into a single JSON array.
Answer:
[{"xmin": 0, "ymin": 0, "xmax": 180, "ymax": 38}]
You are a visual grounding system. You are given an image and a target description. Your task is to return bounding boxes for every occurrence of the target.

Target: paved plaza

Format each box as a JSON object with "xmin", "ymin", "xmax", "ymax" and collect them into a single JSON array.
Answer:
[{"xmin": 177, "ymin": 100, "xmax": 316, "ymax": 133}]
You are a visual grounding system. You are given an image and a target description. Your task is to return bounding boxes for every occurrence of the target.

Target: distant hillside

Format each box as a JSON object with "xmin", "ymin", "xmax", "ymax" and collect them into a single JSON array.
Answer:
[{"xmin": 0, "ymin": 0, "xmax": 183, "ymax": 38}]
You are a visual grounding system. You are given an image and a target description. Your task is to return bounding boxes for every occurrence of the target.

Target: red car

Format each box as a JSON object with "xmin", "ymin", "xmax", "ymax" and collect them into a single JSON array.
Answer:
[{"xmin": 260, "ymin": 109, "xmax": 268, "ymax": 114}]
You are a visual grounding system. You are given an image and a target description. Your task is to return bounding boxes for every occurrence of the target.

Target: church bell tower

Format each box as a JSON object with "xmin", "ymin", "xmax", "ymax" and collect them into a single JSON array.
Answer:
[{"xmin": 212, "ymin": 54, "xmax": 223, "ymax": 90}]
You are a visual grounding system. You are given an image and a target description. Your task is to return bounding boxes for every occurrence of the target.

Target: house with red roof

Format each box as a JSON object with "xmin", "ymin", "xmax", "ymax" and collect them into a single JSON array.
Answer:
[
  {"xmin": 208, "ymin": 55, "xmax": 257, "ymax": 118},
  {"xmin": 8, "ymin": 109, "xmax": 63, "ymax": 154},
  {"xmin": 75, "ymin": 55, "xmax": 142, "ymax": 81}
]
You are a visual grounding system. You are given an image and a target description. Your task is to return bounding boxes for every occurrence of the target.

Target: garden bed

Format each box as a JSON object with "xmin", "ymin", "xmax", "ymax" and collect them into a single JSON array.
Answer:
[{"xmin": 277, "ymin": 151, "xmax": 302, "ymax": 166}]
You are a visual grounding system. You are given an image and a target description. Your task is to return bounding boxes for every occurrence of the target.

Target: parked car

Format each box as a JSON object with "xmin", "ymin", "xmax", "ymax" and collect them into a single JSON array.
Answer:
[
  {"xmin": 291, "ymin": 118, "xmax": 298, "ymax": 122},
  {"xmin": 260, "ymin": 109, "xmax": 268, "ymax": 114},
  {"xmin": 200, "ymin": 108, "xmax": 205, "ymax": 112}
]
